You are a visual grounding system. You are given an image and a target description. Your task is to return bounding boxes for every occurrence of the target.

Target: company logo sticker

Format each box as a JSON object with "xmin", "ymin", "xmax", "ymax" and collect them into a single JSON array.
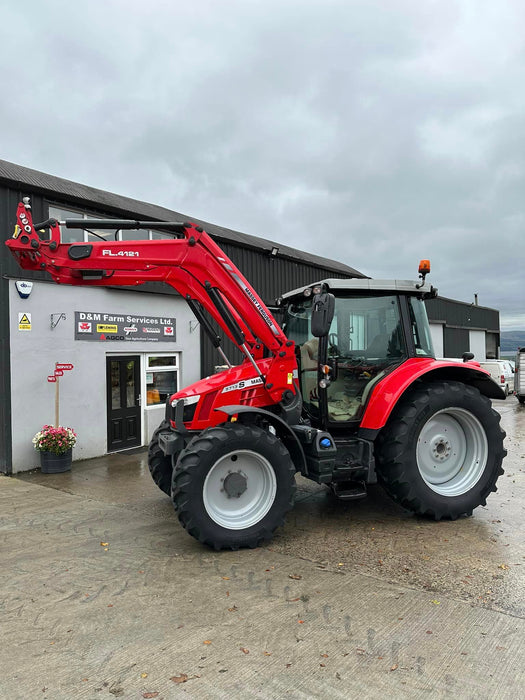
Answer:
[{"xmin": 78, "ymin": 321, "xmax": 92, "ymax": 333}]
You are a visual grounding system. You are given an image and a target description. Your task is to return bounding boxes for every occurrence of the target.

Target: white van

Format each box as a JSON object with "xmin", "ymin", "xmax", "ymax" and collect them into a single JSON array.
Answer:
[
  {"xmin": 478, "ymin": 360, "xmax": 509, "ymax": 396},
  {"xmin": 499, "ymin": 360, "xmax": 514, "ymax": 392}
]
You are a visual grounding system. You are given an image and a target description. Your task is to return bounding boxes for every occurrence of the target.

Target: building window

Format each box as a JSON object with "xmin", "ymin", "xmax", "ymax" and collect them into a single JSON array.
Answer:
[
  {"xmin": 49, "ymin": 205, "xmax": 86, "ymax": 243},
  {"xmin": 86, "ymin": 214, "xmax": 119, "ymax": 242},
  {"xmin": 150, "ymin": 231, "xmax": 173, "ymax": 240},
  {"xmin": 48, "ymin": 205, "xmax": 172, "ymax": 242},
  {"xmin": 146, "ymin": 354, "xmax": 179, "ymax": 407}
]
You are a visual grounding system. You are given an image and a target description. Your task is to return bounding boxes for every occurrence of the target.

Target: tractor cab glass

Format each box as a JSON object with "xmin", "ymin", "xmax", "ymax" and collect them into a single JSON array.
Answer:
[
  {"xmin": 285, "ymin": 294, "xmax": 408, "ymax": 424},
  {"xmin": 408, "ymin": 297, "xmax": 434, "ymax": 357}
]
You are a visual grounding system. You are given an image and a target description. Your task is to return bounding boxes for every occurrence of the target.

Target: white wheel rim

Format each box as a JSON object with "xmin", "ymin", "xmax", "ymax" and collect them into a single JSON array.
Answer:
[
  {"xmin": 416, "ymin": 408, "xmax": 488, "ymax": 496},
  {"xmin": 203, "ymin": 450, "xmax": 277, "ymax": 529}
]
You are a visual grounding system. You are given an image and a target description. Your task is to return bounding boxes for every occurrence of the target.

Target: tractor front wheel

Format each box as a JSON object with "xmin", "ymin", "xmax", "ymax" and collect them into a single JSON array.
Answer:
[
  {"xmin": 147, "ymin": 420, "xmax": 173, "ymax": 496},
  {"xmin": 375, "ymin": 381, "xmax": 506, "ymax": 519},
  {"xmin": 172, "ymin": 423, "xmax": 296, "ymax": 550}
]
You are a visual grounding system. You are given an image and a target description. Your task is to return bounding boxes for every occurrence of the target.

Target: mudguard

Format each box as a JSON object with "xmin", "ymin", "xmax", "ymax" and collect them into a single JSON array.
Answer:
[
  {"xmin": 359, "ymin": 358, "xmax": 505, "ymax": 434},
  {"xmin": 217, "ymin": 405, "xmax": 308, "ymax": 475}
]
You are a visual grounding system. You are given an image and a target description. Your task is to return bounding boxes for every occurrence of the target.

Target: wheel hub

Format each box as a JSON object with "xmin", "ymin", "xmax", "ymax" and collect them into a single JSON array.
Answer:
[
  {"xmin": 416, "ymin": 407, "xmax": 488, "ymax": 495},
  {"xmin": 431, "ymin": 436, "xmax": 451, "ymax": 462},
  {"xmin": 222, "ymin": 471, "xmax": 248, "ymax": 498},
  {"xmin": 203, "ymin": 448, "xmax": 277, "ymax": 530}
]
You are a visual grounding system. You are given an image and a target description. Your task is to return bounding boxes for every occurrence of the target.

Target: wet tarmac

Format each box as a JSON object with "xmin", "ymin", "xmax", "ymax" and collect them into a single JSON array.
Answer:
[
  {"xmin": 2, "ymin": 397, "xmax": 524, "ymax": 698},
  {"xmin": 272, "ymin": 398, "xmax": 525, "ymax": 618}
]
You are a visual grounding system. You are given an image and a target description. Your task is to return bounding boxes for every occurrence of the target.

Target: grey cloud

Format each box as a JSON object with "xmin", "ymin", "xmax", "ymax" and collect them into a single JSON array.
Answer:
[{"xmin": 1, "ymin": 0, "xmax": 524, "ymax": 328}]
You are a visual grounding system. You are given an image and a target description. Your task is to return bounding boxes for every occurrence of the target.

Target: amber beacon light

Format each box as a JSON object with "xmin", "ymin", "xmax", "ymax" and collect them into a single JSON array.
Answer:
[{"xmin": 418, "ymin": 259, "xmax": 431, "ymax": 275}]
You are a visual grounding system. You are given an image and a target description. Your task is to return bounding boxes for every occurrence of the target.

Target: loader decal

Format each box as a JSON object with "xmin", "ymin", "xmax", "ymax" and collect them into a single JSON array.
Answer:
[{"xmin": 229, "ymin": 272, "xmax": 281, "ymax": 336}]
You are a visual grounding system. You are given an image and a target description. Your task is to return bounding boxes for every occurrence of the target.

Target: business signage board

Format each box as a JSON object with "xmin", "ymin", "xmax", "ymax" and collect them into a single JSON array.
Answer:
[{"xmin": 75, "ymin": 312, "xmax": 176, "ymax": 343}]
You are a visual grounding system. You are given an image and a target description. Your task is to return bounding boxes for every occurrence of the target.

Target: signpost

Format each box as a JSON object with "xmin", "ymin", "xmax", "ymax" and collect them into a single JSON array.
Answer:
[{"xmin": 47, "ymin": 362, "xmax": 74, "ymax": 426}]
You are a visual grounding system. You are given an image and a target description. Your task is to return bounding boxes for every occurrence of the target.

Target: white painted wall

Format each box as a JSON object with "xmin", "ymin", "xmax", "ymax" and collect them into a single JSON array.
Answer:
[
  {"xmin": 9, "ymin": 281, "xmax": 200, "ymax": 472},
  {"xmin": 469, "ymin": 330, "xmax": 486, "ymax": 361},
  {"xmin": 429, "ymin": 322, "xmax": 444, "ymax": 358}
]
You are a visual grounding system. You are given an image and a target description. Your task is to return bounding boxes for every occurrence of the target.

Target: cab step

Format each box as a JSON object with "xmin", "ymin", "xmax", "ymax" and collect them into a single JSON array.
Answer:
[{"xmin": 330, "ymin": 480, "xmax": 367, "ymax": 501}]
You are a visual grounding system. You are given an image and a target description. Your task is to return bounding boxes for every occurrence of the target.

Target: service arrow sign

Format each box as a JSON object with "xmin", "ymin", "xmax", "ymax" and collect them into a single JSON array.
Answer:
[
  {"xmin": 54, "ymin": 369, "xmax": 64, "ymax": 377},
  {"xmin": 56, "ymin": 363, "xmax": 74, "ymax": 371},
  {"xmin": 47, "ymin": 375, "xmax": 57, "ymax": 383}
]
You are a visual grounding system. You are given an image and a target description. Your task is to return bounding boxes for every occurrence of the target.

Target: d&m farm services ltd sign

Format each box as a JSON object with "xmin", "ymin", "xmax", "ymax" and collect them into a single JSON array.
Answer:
[{"xmin": 74, "ymin": 312, "xmax": 176, "ymax": 343}]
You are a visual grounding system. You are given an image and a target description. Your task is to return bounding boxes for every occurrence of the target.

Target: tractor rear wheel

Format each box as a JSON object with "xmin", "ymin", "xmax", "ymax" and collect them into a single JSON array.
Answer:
[
  {"xmin": 148, "ymin": 420, "xmax": 173, "ymax": 496},
  {"xmin": 375, "ymin": 380, "xmax": 506, "ymax": 519},
  {"xmin": 172, "ymin": 423, "xmax": 296, "ymax": 550}
]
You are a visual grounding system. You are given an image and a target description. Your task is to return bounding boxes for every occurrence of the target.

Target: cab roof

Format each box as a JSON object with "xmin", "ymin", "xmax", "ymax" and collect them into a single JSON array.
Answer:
[{"xmin": 281, "ymin": 278, "xmax": 437, "ymax": 301}]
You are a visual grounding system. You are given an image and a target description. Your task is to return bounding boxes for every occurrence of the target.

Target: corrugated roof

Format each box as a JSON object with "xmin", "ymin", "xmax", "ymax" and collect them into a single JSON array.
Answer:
[{"xmin": 0, "ymin": 159, "xmax": 364, "ymax": 278}]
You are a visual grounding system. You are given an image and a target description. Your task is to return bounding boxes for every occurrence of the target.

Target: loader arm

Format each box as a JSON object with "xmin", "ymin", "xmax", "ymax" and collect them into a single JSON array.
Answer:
[{"xmin": 6, "ymin": 202, "xmax": 297, "ymax": 404}]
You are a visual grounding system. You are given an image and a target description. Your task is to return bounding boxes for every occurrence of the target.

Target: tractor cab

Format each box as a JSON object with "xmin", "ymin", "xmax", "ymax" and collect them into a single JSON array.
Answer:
[{"xmin": 281, "ymin": 277, "xmax": 437, "ymax": 429}]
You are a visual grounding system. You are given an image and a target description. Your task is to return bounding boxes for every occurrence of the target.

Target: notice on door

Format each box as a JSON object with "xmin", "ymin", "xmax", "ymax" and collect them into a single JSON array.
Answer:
[
  {"xmin": 74, "ymin": 311, "xmax": 176, "ymax": 342},
  {"xmin": 18, "ymin": 312, "xmax": 31, "ymax": 331}
]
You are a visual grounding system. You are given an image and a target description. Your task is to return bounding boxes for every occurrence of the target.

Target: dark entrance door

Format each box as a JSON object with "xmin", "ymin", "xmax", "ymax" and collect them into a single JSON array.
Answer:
[{"xmin": 106, "ymin": 356, "xmax": 141, "ymax": 451}]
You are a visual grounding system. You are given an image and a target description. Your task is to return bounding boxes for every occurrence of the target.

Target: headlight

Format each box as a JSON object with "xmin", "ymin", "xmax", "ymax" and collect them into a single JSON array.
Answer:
[{"xmin": 171, "ymin": 394, "xmax": 200, "ymax": 423}]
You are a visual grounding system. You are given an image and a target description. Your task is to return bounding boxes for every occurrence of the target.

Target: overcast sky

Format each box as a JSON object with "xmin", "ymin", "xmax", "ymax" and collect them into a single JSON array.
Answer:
[{"xmin": 1, "ymin": 0, "xmax": 524, "ymax": 329}]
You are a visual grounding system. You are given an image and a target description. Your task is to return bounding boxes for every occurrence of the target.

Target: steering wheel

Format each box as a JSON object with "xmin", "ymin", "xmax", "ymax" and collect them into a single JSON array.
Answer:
[{"xmin": 328, "ymin": 333, "xmax": 339, "ymax": 357}]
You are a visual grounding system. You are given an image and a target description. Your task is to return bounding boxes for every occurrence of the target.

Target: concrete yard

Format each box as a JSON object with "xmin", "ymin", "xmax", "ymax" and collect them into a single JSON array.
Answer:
[{"xmin": 1, "ymin": 399, "xmax": 524, "ymax": 699}]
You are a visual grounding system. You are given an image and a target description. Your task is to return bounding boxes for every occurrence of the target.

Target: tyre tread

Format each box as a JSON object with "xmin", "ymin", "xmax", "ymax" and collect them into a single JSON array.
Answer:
[{"xmin": 148, "ymin": 419, "xmax": 173, "ymax": 496}]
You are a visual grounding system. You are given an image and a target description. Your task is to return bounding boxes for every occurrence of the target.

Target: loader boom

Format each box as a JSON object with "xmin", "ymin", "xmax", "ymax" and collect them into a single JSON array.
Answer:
[{"xmin": 6, "ymin": 202, "xmax": 297, "ymax": 404}]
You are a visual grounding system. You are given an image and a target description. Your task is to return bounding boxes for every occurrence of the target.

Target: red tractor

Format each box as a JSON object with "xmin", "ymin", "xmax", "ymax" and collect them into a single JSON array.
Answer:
[{"xmin": 7, "ymin": 201, "xmax": 506, "ymax": 549}]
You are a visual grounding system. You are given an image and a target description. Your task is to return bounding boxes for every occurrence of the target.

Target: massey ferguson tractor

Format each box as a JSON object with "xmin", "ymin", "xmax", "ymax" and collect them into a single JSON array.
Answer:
[{"xmin": 7, "ymin": 200, "xmax": 506, "ymax": 550}]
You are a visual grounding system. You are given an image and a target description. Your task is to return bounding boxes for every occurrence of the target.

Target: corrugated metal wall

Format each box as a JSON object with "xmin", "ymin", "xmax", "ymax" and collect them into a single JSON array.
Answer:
[
  {"xmin": 1, "ymin": 188, "xmax": 49, "ymax": 279},
  {"xmin": 218, "ymin": 242, "xmax": 350, "ymax": 305},
  {"xmin": 426, "ymin": 297, "xmax": 499, "ymax": 331},
  {"xmin": 443, "ymin": 327, "xmax": 470, "ymax": 357},
  {"xmin": 425, "ymin": 296, "xmax": 500, "ymax": 360}
]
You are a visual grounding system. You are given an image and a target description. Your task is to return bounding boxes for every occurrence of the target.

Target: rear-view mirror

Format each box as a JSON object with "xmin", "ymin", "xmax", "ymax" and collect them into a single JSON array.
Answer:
[{"xmin": 311, "ymin": 292, "xmax": 335, "ymax": 338}]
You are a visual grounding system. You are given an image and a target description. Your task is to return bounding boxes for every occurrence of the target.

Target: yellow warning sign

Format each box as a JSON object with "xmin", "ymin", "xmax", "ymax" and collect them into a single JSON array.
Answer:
[
  {"xmin": 18, "ymin": 312, "xmax": 31, "ymax": 331},
  {"xmin": 96, "ymin": 324, "xmax": 118, "ymax": 333}
]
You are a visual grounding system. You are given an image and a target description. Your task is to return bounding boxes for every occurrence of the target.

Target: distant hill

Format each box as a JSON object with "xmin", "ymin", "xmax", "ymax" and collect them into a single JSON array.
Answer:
[{"xmin": 501, "ymin": 331, "xmax": 525, "ymax": 353}]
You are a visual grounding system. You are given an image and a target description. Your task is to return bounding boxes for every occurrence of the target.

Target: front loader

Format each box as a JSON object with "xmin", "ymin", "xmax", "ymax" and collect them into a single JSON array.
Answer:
[{"xmin": 6, "ymin": 200, "xmax": 506, "ymax": 549}]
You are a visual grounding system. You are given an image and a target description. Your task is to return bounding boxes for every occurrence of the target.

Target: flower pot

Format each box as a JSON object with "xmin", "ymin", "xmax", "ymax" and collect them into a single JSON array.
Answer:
[{"xmin": 40, "ymin": 448, "xmax": 72, "ymax": 473}]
